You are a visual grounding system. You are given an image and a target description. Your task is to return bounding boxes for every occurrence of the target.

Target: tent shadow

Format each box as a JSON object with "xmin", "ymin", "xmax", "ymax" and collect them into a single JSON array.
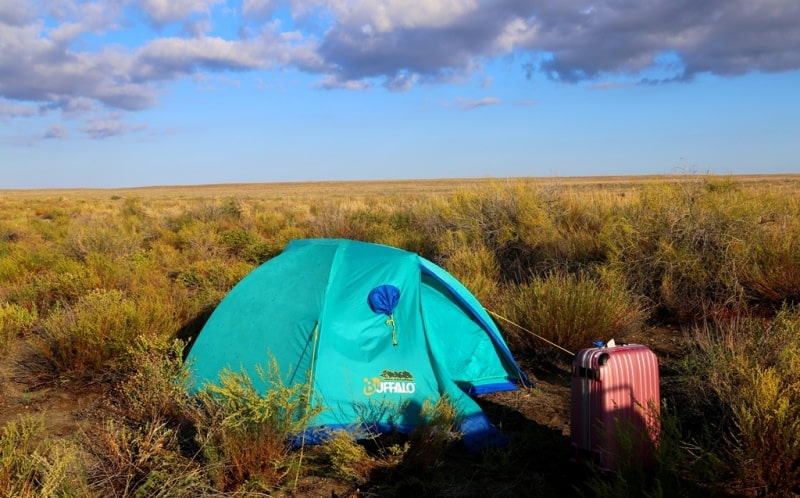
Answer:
[{"xmin": 174, "ymin": 305, "xmax": 215, "ymax": 359}]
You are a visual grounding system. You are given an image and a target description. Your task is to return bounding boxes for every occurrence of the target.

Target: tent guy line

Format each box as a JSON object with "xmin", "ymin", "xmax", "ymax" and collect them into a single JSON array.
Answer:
[{"xmin": 488, "ymin": 310, "xmax": 576, "ymax": 357}]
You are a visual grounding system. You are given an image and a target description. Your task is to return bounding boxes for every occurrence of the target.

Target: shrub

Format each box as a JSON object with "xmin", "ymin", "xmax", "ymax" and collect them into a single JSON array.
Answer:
[
  {"xmin": 116, "ymin": 337, "xmax": 191, "ymax": 424},
  {"xmin": 81, "ymin": 336, "xmax": 211, "ymax": 497},
  {"xmin": 307, "ymin": 199, "xmax": 394, "ymax": 243},
  {"xmin": 216, "ymin": 227, "xmax": 275, "ymax": 264},
  {"xmin": 0, "ymin": 417, "xmax": 90, "ymax": 497},
  {"xmin": 541, "ymin": 189, "xmax": 611, "ymax": 271},
  {"xmin": 67, "ymin": 218, "xmax": 147, "ymax": 262},
  {"xmin": 430, "ymin": 181, "xmax": 554, "ymax": 283},
  {"xmin": 607, "ymin": 179, "xmax": 750, "ymax": 322},
  {"xmin": 680, "ymin": 306, "xmax": 800, "ymax": 495},
  {"xmin": 314, "ymin": 430, "xmax": 377, "ymax": 484},
  {"xmin": 437, "ymin": 232, "xmax": 502, "ymax": 309},
  {"xmin": 0, "ymin": 302, "xmax": 38, "ymax": 354},
  {"xmin": 315, "ymin": 396, "xmax": 461, "ymax": 491},
  {"xmin": 186, "ymin": 360, "xmax": 322, "ymax": 492},
  {"xmin": 501, "ymin": 268, "xmax": 646, "ymax": 355},
  {"xmin": 85, "ymin": 420, "xmax": 209, "ymax": 498},
  {"xmin": 400, "ymin": 396, "xmax": 461, "ymax": 474},
  {"xmin": 164, "ymin": 221, "xmax": 223, "ymax": 261},
  {"xmin": 9, "ymin": 258, "xmax": 101, "ymax": 312},
  {"xmin": 736, "ymin": 228, "xmax": 800, "ymax": 308},
  {"xmin": 33, "ymin": 288, "xmax": 179, "ymax": 376}
]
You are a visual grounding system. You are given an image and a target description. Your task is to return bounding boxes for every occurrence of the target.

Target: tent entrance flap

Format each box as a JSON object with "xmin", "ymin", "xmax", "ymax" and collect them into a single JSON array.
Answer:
[{"xmin": 288, "ymin": 322, "xmax": 321, "ymax": 386}]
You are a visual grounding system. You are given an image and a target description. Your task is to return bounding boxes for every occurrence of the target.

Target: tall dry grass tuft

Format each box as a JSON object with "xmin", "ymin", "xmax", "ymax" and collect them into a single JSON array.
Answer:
[
  {"xmin": 85, "ymin": 420, "xmax": 209, "ymax": 497},
  {"xmin": 736, "ymin": 224, "xmax": 800, "ymax": 309},
  {"xmin": 429, "ymin": 180, "xmax": 554, "ymax": 283},
  {"xmin": 608, "ymin": 178, "xmax": 753, "ymax": 322},
  {"xmin": 501, "ymin": 268, "xmax": 647, "ymax": 354}
]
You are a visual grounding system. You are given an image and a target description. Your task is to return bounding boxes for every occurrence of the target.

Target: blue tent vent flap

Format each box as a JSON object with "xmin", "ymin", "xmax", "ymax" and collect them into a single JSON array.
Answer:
[{"xmin": 368, "ymin": 284, "xmax": 400, "ymax": 347}]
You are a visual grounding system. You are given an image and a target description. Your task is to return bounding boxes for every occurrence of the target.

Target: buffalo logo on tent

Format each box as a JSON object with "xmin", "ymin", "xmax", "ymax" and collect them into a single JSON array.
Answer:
[{"xmin": 185, "ymin": 238, "xmax": 529, "ymax": 449}]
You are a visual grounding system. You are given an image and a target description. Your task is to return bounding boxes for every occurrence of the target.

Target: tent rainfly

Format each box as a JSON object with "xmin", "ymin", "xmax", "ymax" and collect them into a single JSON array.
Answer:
[{"xmin": 185, "ymin": 238, "xmax": 529, "ymax": 449}]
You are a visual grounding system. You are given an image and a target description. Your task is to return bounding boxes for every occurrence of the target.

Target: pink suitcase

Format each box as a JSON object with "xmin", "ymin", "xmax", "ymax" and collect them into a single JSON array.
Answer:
[{"xmin": 570, "ymin": 342, "xmax": 660, "ymax": 471}]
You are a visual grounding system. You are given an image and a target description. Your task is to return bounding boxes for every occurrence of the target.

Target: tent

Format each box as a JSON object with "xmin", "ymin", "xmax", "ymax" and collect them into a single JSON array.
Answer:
[{"xmin": 185, "ymin": 238, "xmax": 529, "ymax": 449}]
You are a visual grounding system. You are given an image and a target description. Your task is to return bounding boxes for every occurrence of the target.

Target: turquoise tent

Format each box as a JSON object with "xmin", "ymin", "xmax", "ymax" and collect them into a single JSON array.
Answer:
[{"xmin": 185, "ymin": 238, "xmax": 529, "ymax": 449}]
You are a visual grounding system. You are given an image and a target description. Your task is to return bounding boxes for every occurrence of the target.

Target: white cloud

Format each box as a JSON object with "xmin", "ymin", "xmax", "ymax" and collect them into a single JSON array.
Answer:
[
  {"xmin": 136, "ymin": 0, "xmax": 224, "ymax": 26},
  {"xmin": 320, "ymin": 0, "xmax": 480, "ymax": 34},
  {"xmin": 48, "ymin": 1, "xmax": 124, "ymax": 43},
  {"xmin": 0, "ymin": 1, "xmax": 36, "ymax": 25},
  {"xmin": 315, "ymin": 74, "xmax": 372, "ymax": 90},
  {"xmin": 452, "ymin": 96, "xmax": 501, "ymax": 110},
  {"xmin": 2, "ymin": 0, "xmax": 800, "ymax": 144},
  {"xmin": 242, "ymin": 0, "xmax": 279, "ymax": 21},
  {"xmin": 44, "ymin": 124, "xmax": 70, "ymax": 139},
  {"xmin": 83, "ymin": 114, "xmax": 147, "ymax": 139},
  {"xmin": 0, "ymin": 100, "xmax": 38, "ymax": 118},
  {"xmin": 133, "ymin": 36, "xmax": 265, "ymax": 80}
]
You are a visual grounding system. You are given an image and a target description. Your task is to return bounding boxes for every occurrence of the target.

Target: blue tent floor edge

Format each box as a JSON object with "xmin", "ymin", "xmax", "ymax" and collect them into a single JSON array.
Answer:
[{"xmin": 289, "ymin": 410, "xmax": 508, "ymax": 452}]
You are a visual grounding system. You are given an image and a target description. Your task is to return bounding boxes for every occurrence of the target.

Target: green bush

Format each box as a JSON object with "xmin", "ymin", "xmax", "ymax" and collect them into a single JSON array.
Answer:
[
  {"xmin": 680, "ymin": 305, "xmax": 800, "ymax": 495},
  {"xmin": 8, "ymin": 258, "xmax": 101, "ymax": 312},
  {"xmin": 187, "ymin": 360, "xmax": 322, "ymax": 492},
  {"xmin": 0, "ymin": 417, "xmax": 90, "ymax": 497},
  {"xmin": 33, "ymin": 288, "xmax": 179, "ymax": 376},
  {"xmin": 0, "ymin": 302, "xmax": 38, "ymax": 354}
]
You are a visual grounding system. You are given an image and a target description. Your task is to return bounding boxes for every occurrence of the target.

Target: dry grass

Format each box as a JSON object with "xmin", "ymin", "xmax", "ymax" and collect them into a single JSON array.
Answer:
[
  {"xmin": 3, "ymin": 174, "xmax": 796, "ymax": 201},
  {"xmin": 2, "ymin": 173, "xmax": 800, "ymax": 497}
]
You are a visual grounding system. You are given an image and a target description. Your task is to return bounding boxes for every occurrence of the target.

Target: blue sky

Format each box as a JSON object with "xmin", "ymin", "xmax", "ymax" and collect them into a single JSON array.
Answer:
[{"xmin": 2, "ymin": 0, "xmax": 799, "ymax": 189}]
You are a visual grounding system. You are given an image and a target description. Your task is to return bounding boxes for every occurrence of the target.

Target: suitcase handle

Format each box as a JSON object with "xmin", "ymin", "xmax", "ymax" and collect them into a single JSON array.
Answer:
[
  {"xmin": 574, "ymin": 353, "xmax": 610, "ymax": 380},
  {"xmin": 575, "ymin": 366, "xmax": 600, "ymax": 380}
]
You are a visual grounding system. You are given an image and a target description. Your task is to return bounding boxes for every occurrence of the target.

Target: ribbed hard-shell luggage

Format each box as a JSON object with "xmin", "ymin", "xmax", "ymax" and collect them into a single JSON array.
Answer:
[{"xmin": 570, "ymin": 341, "xmax": 660, "ymax": 471}]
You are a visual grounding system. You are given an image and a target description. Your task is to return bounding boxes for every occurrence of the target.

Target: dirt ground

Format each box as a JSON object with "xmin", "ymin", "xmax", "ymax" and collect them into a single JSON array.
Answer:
[{"xmin": 0, "ymin": 325, "xmax": 686, "ymax": 497}]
